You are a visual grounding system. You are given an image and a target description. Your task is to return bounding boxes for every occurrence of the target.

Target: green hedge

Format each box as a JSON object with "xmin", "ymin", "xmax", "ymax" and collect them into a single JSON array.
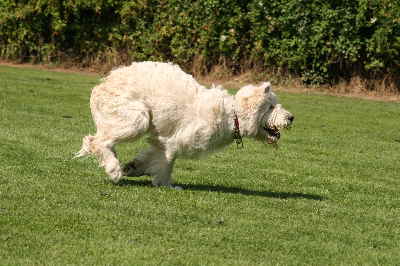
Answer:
[{"xmin": 1, "ymin": 0, "xmax": 399, "ymax": 86}]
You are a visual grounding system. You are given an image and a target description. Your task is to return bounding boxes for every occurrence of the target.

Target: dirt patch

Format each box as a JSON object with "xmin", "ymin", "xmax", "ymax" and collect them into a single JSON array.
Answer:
[
  {"xmin": 199, "ymin": 71, "xmax": 400, "ymax": 102},
  {"xmin": 1, "ymin": 61, "xmax": 399, "ymax": 102},
  {"xmin": 0, "ymin": 60, "xmax": 99, "ymax": 76}
]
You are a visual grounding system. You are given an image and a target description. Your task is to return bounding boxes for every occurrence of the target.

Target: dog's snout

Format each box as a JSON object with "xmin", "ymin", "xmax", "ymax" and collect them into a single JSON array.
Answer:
[{"xmin": 288, "ymin": 115, "xmax": 294, "ymax": 122}]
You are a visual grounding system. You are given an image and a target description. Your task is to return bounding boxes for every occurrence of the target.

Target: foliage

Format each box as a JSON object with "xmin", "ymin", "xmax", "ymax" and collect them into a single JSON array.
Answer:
[
  {"xmin": 1, "ymin": 65, "xmax": 400, "ymax": 264},
  {"xmin": 0, "ymin": 0, "xmax": 399, "ymax": 86}
]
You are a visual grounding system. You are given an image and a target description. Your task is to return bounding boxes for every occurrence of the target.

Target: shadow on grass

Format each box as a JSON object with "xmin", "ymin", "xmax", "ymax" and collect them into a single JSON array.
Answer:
[{"xmin": 118, "ymin": 179, "xmax": 325, "ymax": 201}]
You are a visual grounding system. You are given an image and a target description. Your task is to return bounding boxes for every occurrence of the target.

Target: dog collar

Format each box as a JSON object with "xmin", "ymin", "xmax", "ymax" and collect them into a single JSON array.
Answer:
[{"xmin": 233, "ymin": 111, "xmax": 243, "ymax": 148}]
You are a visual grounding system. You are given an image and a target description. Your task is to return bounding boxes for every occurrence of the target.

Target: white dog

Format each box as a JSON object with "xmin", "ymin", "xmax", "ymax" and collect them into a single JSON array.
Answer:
[{"xmin": 76, "ymin": 61, "xmax": 294, "ymax": 188}]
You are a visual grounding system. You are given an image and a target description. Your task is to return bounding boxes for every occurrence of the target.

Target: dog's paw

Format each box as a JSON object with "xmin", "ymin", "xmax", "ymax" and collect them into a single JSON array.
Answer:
[
  {"xmin": 169, "ymin": 185, "xmax": 183, "ymax": 191},
  {"xmin": 152, "ymin": 179, "xmax": 183, "ymax": 190},
  {"xmin": 108, "ymin": 168, "xmax": 123, "ymax": 184},
  {"xmin": 122, "ymin": 163, "xmax": 136, "ymax": 176},
  {"xmin": 122, "ymin": 162, "xmax": 146, "ymax": 177}
]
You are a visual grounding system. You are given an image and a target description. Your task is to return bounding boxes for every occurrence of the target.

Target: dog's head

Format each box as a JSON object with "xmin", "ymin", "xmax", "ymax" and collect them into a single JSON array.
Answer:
[{"xmin": 235, "ymin": 82, "xmax": 294, "ymax": 145}]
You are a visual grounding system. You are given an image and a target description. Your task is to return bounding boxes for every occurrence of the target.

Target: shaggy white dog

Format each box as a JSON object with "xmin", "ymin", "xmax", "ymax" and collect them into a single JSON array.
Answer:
[{"xmin": 76, "ymin": 61, "xmax": 294, "ymax": 188}]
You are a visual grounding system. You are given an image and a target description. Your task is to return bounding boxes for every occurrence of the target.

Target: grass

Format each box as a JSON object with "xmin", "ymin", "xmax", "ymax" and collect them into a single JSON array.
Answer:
[{"xmin": 0, "ymin": 65, "xmax": 399, "ymax": 265}]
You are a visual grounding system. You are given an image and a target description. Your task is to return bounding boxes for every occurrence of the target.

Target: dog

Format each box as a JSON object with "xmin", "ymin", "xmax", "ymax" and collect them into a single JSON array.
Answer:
[{"xmin": 76, "ymin": 61, "xmax": 294, "ymax": 188}]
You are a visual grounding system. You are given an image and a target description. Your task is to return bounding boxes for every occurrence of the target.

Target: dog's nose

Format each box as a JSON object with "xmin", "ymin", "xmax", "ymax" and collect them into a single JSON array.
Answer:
[{"xmin": 288, "ymin": 115, "xmax": 294, "ymax": 122}]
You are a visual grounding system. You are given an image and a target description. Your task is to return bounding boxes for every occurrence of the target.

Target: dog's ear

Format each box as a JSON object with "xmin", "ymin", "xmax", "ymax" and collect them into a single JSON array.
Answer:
[{"xmin": 260, "ymin": 82, "xmax": 272, "ymax": 94}]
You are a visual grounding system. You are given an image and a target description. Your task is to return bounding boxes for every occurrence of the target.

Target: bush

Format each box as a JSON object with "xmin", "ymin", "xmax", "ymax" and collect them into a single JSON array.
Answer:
[{"xmin": 0, "ymin": 0, "xmax": 399, "ymax": 88}]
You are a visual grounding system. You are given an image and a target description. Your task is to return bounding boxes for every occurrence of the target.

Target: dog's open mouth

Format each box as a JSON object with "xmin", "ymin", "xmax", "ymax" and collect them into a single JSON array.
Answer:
[{"xmin": 263, "ymin": 126, "xmax": 281, "ymax": 144}]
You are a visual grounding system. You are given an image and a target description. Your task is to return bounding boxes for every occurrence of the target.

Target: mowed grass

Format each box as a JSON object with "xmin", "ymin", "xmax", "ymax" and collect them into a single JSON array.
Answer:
[{"xmin": 0, "ymin": 65, "xmax": 399, "ymax": 265}]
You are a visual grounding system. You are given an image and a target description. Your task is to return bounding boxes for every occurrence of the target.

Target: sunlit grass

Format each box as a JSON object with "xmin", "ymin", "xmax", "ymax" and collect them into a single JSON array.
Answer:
[{"xmin": 0, "ymin": 65, "xmax": 399, "ymax": 265}]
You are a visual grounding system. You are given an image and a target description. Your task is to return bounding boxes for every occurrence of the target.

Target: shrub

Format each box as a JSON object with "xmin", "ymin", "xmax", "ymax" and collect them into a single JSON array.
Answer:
[{"xmin": 0, "ymin": 0, "xmax": 399, "ymax": 89}]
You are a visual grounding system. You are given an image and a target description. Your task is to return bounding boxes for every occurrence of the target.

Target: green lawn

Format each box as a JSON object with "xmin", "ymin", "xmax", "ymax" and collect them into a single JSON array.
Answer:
[{"xmin": 0, "ymin": 65, "xmax": 399, "ymax": 265}]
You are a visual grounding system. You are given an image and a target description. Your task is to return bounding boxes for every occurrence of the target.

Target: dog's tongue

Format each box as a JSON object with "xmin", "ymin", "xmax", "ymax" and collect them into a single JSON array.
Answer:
[{"xmin": 267, "ymin": 135, "xmax": 276, "ymax": 144}]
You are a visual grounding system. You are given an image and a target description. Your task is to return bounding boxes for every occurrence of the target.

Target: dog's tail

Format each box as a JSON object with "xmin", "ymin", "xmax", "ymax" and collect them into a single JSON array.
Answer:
[{"xmin": 74, "ymin": 135, "xmax": 95, "ymax": 159}]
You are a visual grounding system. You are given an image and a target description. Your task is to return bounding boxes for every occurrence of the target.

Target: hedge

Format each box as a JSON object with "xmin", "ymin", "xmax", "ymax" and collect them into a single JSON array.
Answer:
[{"xmin": 1, "ymin": 0, "xmax": 399, "ymax": 87}]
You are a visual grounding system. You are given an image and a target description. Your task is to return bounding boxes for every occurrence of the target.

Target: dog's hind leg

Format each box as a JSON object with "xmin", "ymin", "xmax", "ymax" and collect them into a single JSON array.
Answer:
[
  {"xmin": 90, "ymin": 137, "xmax": 122, "ymax": 183},
  {"xmin": 90, "ymin": 100, "xmax": 151, "ymax": 183}
]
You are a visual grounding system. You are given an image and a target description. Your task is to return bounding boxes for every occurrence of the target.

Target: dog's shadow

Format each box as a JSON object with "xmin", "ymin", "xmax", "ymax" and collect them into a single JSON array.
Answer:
[{"xmin": 118, "ymin": 179, "xmax": 325, "ymax": 201}]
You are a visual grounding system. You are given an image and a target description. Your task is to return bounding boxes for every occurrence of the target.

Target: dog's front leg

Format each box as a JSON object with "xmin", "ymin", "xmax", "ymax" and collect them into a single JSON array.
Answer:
[
  {"xmin": 125, "ymin": 146, "xmax": 181, "ymax": 189},
  {"xmin": 148, "ymin": 148, "xmax": 180, "ymax": 189},
  {"xmin": 150, "ymin": 158, "xmax": 176, "ymax": 188}
]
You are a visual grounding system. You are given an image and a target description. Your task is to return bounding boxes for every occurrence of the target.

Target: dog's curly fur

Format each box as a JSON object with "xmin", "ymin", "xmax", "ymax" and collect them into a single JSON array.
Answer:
[{"xmin": 76, "ymin": 61, "xmax": 294, "ymax": 188}]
